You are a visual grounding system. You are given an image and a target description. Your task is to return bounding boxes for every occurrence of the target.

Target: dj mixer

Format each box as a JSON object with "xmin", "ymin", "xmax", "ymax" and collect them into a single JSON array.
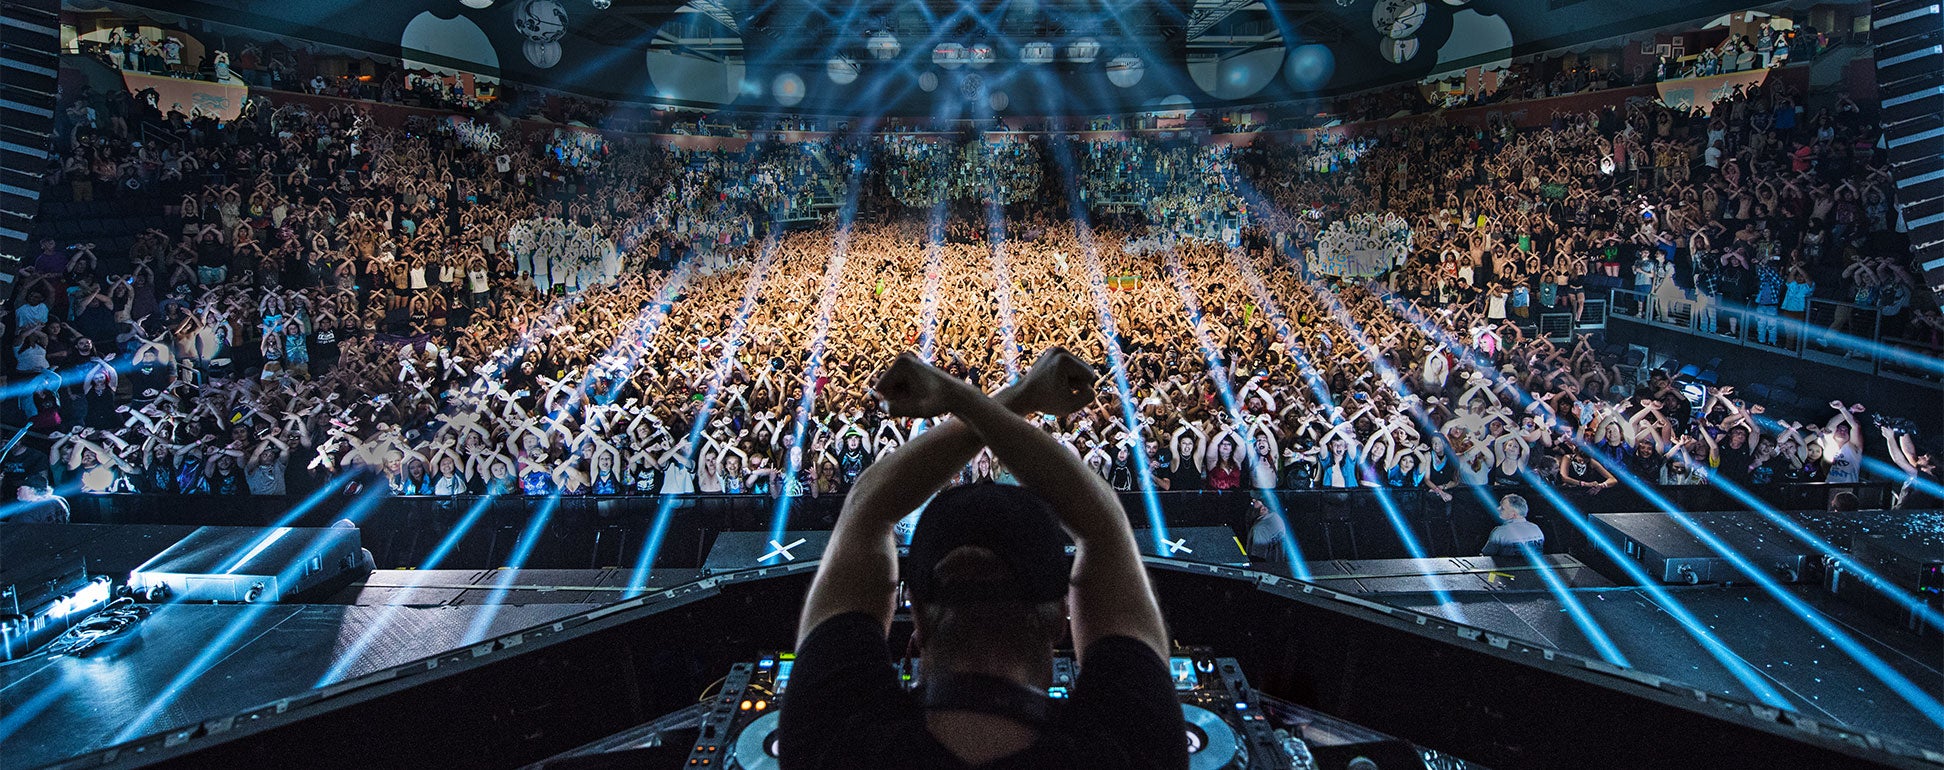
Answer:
[{"xmin": 667, "ymin": 648, "xmax": 1469, "ymax": 770}]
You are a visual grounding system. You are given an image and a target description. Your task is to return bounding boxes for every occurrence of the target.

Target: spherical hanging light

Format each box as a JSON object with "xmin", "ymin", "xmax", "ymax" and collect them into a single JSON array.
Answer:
[
  {"xmin": 1106, "ymin": 54, "xmax": 1144, "ymax": 87},
  {"xmin": 827, "ymin": 56, "xmax": 859, "ymax": 84}
]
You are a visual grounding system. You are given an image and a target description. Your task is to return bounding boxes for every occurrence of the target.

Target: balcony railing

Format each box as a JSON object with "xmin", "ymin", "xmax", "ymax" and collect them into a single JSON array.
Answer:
[{"xmin": 1606, "ymin": 287, "xmax": 1942, "ymax": 388}]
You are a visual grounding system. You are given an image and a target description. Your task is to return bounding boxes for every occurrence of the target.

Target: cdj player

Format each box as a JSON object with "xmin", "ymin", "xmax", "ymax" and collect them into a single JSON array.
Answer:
[{"xmin": 647, "ymin": 648, "xmax": 1474, "ymax": 770}]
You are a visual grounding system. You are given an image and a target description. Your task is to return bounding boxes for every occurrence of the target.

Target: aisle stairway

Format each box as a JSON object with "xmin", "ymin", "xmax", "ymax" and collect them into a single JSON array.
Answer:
[
  {"xmin": 30, "ymin": 192, "xmax": 174, "ymax": 272},
  {"xmin": 801, "ymin": 143, "xmax": 843, "ymax": 213}
]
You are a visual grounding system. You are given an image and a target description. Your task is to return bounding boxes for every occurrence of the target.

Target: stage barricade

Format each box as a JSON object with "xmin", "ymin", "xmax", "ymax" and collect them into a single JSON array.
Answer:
[{"xmin": 57, "ymin": 482, "xmax": 1897, "ymax": 572}]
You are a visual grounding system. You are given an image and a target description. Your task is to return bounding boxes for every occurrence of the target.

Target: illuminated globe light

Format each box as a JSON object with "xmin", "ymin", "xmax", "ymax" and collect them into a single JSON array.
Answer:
[
  {"xmin": 403, "ymin": 11, "xmax": 502, "ymax": 80},
  {"xmin": 1285, "ymin": 43, "xmax": 1334, "ymax": 90},
  {"xmin": 989, "ymin": 90, "xmax": 1008, "ymax": 111},
  {"xmin": 1372, "ymin": 0, "xmax": 1429, "ymax": 39},
  {"xmin": 647, "ymin": 1, "xmax": 743, "ymax": 103},
  {"xmin": 1380, "ymin": 37, "xmax": 1420, "ymax": 63},
  {"xmin": 461, "ymin": 0, "xmax": 494, "ymax": 8},
  {"xmin": 918, "ymin": 71, "xmax": 938, "ymax": 92},
  {"xmin": 827, "ymin": 56, "xmax": 859, "ymax": 84},
  {"xmin": 1065, "ymin": 37, "xmax": 1099, "ymax": 63},
  {"xmin": 933, "ymin": 42, "xmax": 966, "ymax": 69},
  {"xmin": 773, "ymin": 72, "xmax": 805, "ymax": 106},
  {"xmin": 868, "ymin": 32, "xmax": 900, "ymax": 61},
  {"xmin": 1189, "ymin": 45, "xmax": 1281, "ymax": 99},
  {"xmin": 1020, "ymin": 41, "xmax": 1054, "ymax": 64},
  {"xmin": 1106, "ymin": 54, "xmax": 1144, "ymax": 87},
  {"xmin": 1430, "ymin": 10, "xmax": 1514, "ymax": 77},
  {"xmin": 524, "ymin": 40, "xmax": 563, "ymax": 68},
  {"xmin": 513, "ymin": 0, "xmax": 569, "ymax": 44},
  {"xmin": 969, "ymin": 43, "xmax": 995, "ymax": 69}
]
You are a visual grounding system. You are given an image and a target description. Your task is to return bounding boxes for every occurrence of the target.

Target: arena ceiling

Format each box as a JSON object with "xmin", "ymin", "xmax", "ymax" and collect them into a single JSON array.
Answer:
[
  {"xmin": 83, "ymin": 0, "xmax": 1766, "ymax": 115},
  {"xmin": 568, "ymin": 0, "xmax": 1344, "ymax": 54}
]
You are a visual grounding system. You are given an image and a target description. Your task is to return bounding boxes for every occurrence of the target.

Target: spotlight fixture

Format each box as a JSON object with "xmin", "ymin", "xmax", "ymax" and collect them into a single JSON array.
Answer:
[
  {"xmin": 867, "ymin": 32, "xmax": 900, "ymax": 60},
  {"xmin": 933, "ymin": 42, "xmax": 966, "ymax": 69},
  {"xmin": 591, "ymin": 0, "xmax": 609, "ymax": 8},
  {"xmin": 1065, "ymin": 37, "xmax": 1098, "ymax": 63},
  {"xmin": 461, "ymin": 0, "xmax": 494, "ymax": 8}
]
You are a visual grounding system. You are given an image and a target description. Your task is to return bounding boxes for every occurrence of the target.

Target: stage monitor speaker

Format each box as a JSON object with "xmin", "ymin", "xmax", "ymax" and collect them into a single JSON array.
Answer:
[
  {"xmin": 702, "ymin": 527, "xmax": 1249, "ymax": 575},
  {"xmin": 1875, "ymin": 0, "xmax": 1944, "ymax": 293},
  {"xmin": 126, "ymin": 525, "xmax": 370, "ymax": 603},
  {"xmin": 0, "ymin": 0, "xmax": 59, "ymax": 275}
]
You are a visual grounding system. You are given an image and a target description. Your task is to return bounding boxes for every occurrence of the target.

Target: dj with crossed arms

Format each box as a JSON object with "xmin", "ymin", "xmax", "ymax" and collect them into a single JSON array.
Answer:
[{"xmin": 779, "ymin": 349, "xmax": 1187, "ymax": 769}]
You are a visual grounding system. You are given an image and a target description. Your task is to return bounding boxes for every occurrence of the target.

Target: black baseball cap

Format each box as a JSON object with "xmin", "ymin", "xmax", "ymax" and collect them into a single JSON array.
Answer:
[{"xmin": 906, "ymin": 483, "xmax": 1070, "ymax": 606}]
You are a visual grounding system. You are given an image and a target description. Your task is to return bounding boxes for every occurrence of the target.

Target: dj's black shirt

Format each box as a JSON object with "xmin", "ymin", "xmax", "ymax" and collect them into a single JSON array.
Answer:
[{"xmin": 779, "ymin": 612, "xmax": 1187, "ymax": 770}]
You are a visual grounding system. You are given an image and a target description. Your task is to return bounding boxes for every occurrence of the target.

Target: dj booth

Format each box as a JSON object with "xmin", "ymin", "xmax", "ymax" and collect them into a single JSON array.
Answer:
[
  {"xmin": 6, "ymin": 512, "xmax": 1941, "ymax": 770},
  {"xmin": 21, "ymin": 554, "xmax": 1927, "ymax": 770},
  {"xmin": 7, "ymin": 487, "xmax": 1943, "ymax": 769}
]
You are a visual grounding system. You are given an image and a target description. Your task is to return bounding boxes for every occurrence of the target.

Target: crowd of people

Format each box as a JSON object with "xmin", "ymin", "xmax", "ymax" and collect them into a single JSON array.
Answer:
[
  {"xmin": 1325, "ymin": 16, "xmax": 1839, "ymax": 122},
  {"xmin": 5, "ymin": 43, "xmax": 1938, "ymax": 515},
  {"xmin": 1078, "ymin": 140, "xmax": 1250, "ymax": 243},
  {"xmin": 1665, "ymin": 21, "xmax": 1825, "ymax": 81},
  {"xmin": 876, "ymin": 136, "xmax": 1043, "ymax": 208},
  {"xmin": 1241, "ymin": 83, "xmax": 1929, "ymax": 356}
]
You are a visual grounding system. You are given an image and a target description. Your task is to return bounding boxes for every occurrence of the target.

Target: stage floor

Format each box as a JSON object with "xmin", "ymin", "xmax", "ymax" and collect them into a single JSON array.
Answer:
[
  {"xmin": 1298, "ymin": 554, "xmax": 1615, "ymax": 593},
  {"xmin": 0, "ymin": 568, "xmax": 702, "ymax": 769},
  {"xmin": 1383, "ymin": 584, "xmax": 1944, "ymax": 752},
  {"xmin": 6, "ymin": 547, "xmax": 1940, "ymax": 766}
]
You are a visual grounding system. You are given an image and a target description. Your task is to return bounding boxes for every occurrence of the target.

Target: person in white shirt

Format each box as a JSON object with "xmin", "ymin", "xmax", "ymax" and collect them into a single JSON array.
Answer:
[
  {"xmin": 15, "ymin": 290, "xmax": 49, "ymax": 329},
  {"xmin": 1481, "ymin": 494, "xmax": 1544, "ymax": 557},
  {"xmin": 1823, "ymin": 402, "xmax": 1866, "ymax": 484}
]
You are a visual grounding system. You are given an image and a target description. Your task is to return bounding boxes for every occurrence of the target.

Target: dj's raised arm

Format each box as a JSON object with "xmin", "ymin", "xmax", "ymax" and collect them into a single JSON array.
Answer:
[
  {"xmin": 901, "ymin": 352, "xmax": 1170, "ymax": 663},
  {"xmin": 794, "ymin": 348, "xmax": 1099, "ymax": 646},
  {"xmin": 781, "ymin": 350, "xmax": 1183, "ymax": 770}
]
